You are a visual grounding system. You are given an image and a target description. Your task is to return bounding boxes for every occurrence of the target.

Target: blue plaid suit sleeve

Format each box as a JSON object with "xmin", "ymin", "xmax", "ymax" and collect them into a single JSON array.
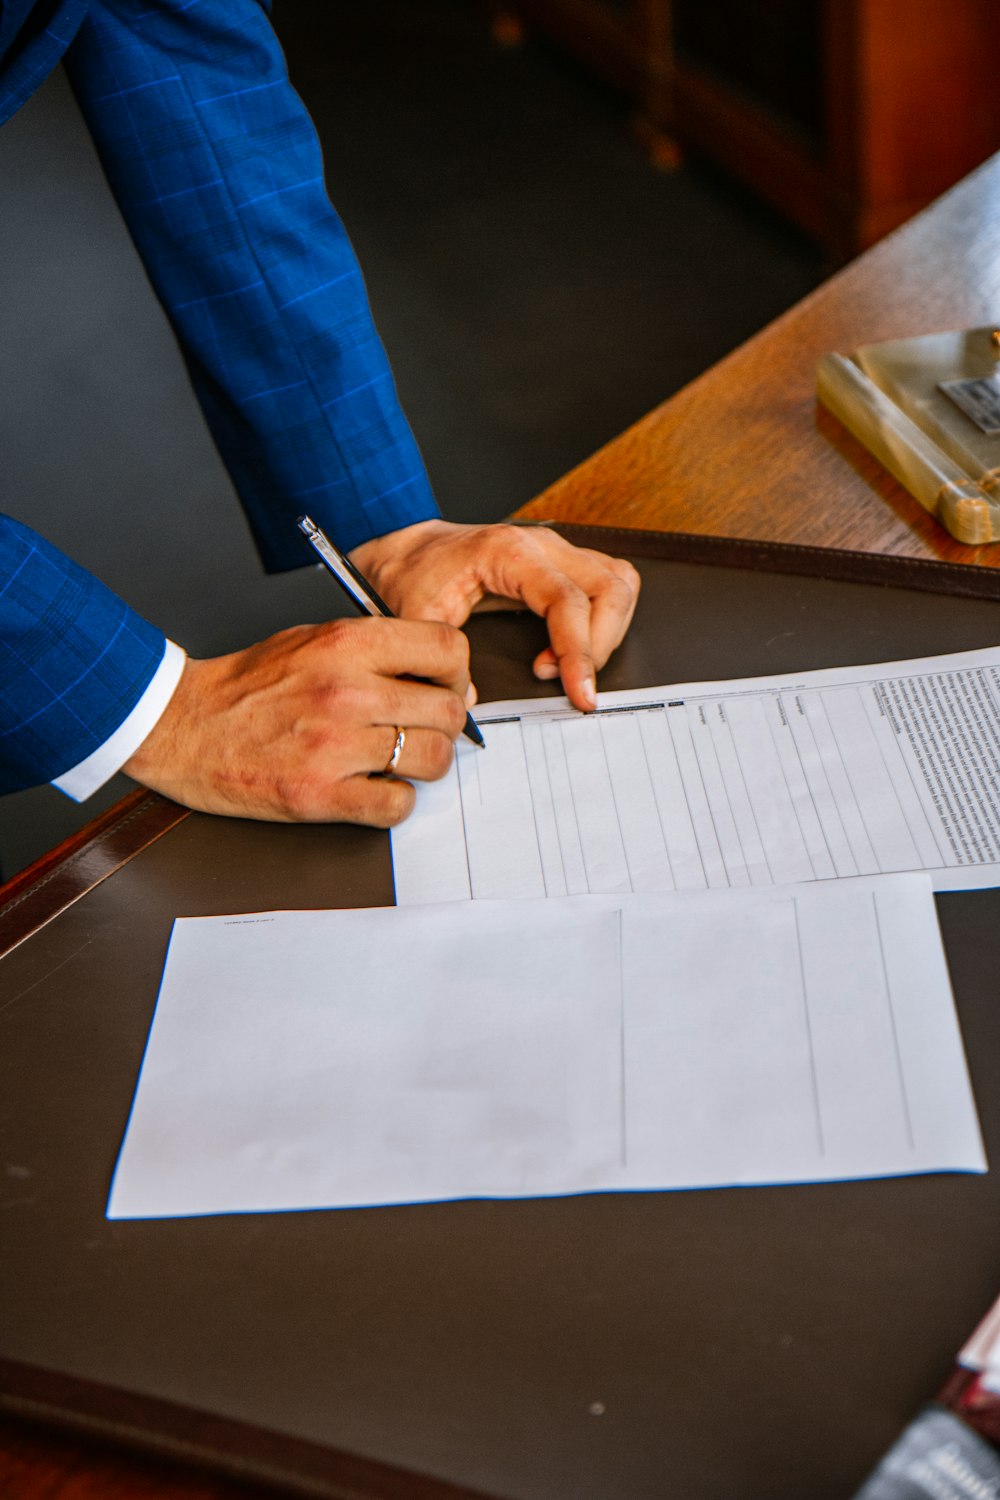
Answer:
[
  {"xmin": 63, "ymin": 0, "xmax": 441, "ymax": 573},
  {"xmin": 0, "ymin": 513, "xmax": 165, "ymax": 793},
  {"xmin": 1, "ymin": 0, "xmax": 440, "ymax": 791}
]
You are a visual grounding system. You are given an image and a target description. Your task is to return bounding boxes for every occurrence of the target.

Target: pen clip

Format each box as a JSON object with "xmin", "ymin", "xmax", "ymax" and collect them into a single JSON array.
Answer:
[{"xmin": 297, "ymin": 515, "xmax": 393, "ymax": 617}]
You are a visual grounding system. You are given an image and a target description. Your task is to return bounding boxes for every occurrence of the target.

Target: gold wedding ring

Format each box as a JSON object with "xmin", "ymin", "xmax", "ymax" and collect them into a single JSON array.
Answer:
[{"xmin": 384, "ymin": 726, "xmax": 406, "ymax": 775}]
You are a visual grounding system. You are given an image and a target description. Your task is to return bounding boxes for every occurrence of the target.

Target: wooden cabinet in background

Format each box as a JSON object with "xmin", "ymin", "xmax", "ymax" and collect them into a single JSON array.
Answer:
[{"xmin": 490, "ymin": 0, "xmax": 1000, "ymax": 260}]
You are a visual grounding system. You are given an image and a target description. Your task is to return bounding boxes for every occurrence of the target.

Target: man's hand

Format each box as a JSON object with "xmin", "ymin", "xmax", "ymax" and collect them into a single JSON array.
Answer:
[
  {"xmin": 124, "ymin": 618, "xmax": 471, "ymax": 826},
  {"xmin": 349, "ymin": 520, "xmax": 639, "ymax": 711}
]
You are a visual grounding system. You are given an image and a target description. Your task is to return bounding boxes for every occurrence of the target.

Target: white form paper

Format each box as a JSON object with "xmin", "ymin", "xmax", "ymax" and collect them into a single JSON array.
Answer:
[
  {"xmin": 107, "ymin": 876, "xmax": 984, "ymax": 1219},
  {"xmin": 391, "ymin": 645, "xmax": 1000, "ymax": 904}
]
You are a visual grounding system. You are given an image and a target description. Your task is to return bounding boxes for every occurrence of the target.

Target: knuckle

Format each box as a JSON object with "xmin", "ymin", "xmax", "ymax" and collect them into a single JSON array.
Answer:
[
  {"xmin": 426, "ymin": 619, "xmax": 468, "ymax": 671},
  {"xmin": 318, "ymin": 616, "xmax": 391, "ymax": 665},
  {"xmin": 490, "ymin": 522, "xmax": 524, "ymax": 549},
  {"xmin": 551, "ymin": 579, "xmax": 590, "ymax": 615},
  {"xmin": 380, "ymin": 783, "xmax": 417, "ymax": 827},
  {"xmin": 426, "ymin": 731, "xmax": 457, "ymax": 779},
  {"xmin": 446, "ymin": 692, "xmax": 468, "ymax": 735},
  {"xmin": 605, "ymin": 576, "xmax": 636, "ymax": 610},
  {"xmin": 321, "ymin": 677, "xmax": 367, "ymax": 720},
  {"xmin": 487, "ymin": 523, "xmax": 535, "ymax": 568},
  {"xmin": 273, "ymin": 774, "xmax": 325, "ymax": 822},
  {"xmin": 379, "ymin": 679, "xmax": 410, "ymax": 722},
  {"xmin": 562, "ymin": 647, "xmax": 594, "ymax": 673},
  {"xmin": 316, "ymin": 617, "xmax": 361, "ymax": 652},
  {"xmin": 613, "ymin": 559, "xmax": 641, "ymax": 592},
  {"xmin": 434, "ymin": 618, "xmax": 465, "ymax": 654}
]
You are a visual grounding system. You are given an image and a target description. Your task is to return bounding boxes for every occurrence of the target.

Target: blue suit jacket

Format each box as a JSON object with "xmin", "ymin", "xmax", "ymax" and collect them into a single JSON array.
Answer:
[{"xmin": 0, "ymin": 0, "xmax": 439, "ymax": 793}]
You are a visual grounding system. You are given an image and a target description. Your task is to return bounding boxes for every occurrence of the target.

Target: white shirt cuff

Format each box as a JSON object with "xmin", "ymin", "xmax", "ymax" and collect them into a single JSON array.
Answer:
[{"xmin": 53, "ymin": 640, "xmax": 187, "ymax": 802}]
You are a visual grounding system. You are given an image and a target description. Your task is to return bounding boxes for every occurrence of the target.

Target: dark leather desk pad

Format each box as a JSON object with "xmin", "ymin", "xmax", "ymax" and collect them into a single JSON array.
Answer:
[{"xmin": 5, "ymin": 531, "xmax": 1000, "ymax": 1499}]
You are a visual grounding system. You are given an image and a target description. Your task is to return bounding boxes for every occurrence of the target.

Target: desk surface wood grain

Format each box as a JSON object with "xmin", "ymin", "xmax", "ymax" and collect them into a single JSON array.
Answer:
[
  {"xmin": 6, "ymin": 149, "xmax": 1000, "ymax": 1500},
  {"xmin": 516, "ymin": 152, "xmax": 1000, "ymax": 562}
]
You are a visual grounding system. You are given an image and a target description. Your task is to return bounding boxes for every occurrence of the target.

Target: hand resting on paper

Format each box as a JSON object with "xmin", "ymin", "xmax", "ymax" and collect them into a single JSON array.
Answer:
[
  {"xmin": 124, "ymin": 617, "xmax": 472, "ymax": 827},
  {"xmin": 349, "ymin": 519, "xmax": 640, "ymax": 712}
]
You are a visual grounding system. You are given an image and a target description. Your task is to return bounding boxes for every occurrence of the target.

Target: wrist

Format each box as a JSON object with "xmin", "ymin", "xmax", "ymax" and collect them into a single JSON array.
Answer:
[
  {"xmin": 123, "ymin": 654, "xmax": 211, "ymax": 791},
  {"xmin": 54, "ymin": 641, "xmax": 187, "ymax": 802}
]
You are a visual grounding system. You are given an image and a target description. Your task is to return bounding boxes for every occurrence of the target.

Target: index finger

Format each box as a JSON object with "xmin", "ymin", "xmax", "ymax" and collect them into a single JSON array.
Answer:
[
  {"xmin": 504, "ymin": 559, "xmax": 597, "ymax": 709},
  {"xmin": 561, "ymin": 549, "xmax": 640, "ymax": 668},
  {"xmin": 509, "ymin": 541, "xmax": 639, "ymax": 709},
  {"xmin": 544, "ymin": 585, "xmax": 599, "ymax": 710},
  {"xmin": 348, "ymin": 617, "xmax": 472, "ymax": 697}
]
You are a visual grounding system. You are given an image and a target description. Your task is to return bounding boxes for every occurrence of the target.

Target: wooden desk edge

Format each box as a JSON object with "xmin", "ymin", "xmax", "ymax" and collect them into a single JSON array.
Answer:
[
  {"xmin": 516, "ymin": 520, "xmax": 1000, "ymax": 599},
  {"xmin": 0, "ymin": 789, "xmax": 190, "ymax": 959},
  {"xmin": 0, "ymin": 1358, "xmax": 493, "ymax": 1500}
]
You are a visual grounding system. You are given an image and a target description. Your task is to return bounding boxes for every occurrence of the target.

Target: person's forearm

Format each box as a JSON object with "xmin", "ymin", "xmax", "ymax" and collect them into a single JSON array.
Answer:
[{"xmin": 65, "ymin": 0, "xmax": 440, "ymax": 573}]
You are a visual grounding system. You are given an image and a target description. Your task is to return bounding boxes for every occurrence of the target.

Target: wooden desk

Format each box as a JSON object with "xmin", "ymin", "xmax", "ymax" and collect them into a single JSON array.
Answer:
[
  {"xmin": 13, "ymin": 555, "xmax": 1000, "ymax": 1500},
  {"xmin": 6, "ymin": 153, "xmax": 1000, "ymax": 1500},
  {"xmin": 517, "ymin": 150, "xmax": 1000, "ymax": 564}
]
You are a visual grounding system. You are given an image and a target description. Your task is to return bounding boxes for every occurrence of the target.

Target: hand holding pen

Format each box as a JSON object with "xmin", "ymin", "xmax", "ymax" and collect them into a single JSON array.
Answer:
[
  {"xmin": 299, "ymin": 516, "xmax": 485, "ymax": 749},
  {"xmin": 124, "ymin": 560, "xmax": 474, "ymax": 826},
  {"xmin": 122, "ymin": 512, "xmax": 638, "ymax": 828}
]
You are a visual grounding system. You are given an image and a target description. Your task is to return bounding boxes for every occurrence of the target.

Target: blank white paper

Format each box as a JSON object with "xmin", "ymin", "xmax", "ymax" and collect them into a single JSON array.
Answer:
[
  {"xmin": 107, "ymin": 876, "xmax": 984, "ymax": 1219},
  {"xmin": 391, "ymin": 645, "xmax": 1000, "ymax": 904},
  {"xmin": 617, "ymin": 877, "xmax": 984, "ymax": 1187}
]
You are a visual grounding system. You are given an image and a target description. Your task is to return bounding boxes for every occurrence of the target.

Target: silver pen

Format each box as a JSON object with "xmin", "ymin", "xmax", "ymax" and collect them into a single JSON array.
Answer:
[{"xmin": 298, "ymin": 515, "xmax": 485, "ymax": 749}]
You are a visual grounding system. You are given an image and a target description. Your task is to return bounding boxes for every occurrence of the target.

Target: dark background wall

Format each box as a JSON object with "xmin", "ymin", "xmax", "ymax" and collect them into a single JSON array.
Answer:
[{"xmin": 0, "ymin": 1, "xmax": 821, "ymax": 877}]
